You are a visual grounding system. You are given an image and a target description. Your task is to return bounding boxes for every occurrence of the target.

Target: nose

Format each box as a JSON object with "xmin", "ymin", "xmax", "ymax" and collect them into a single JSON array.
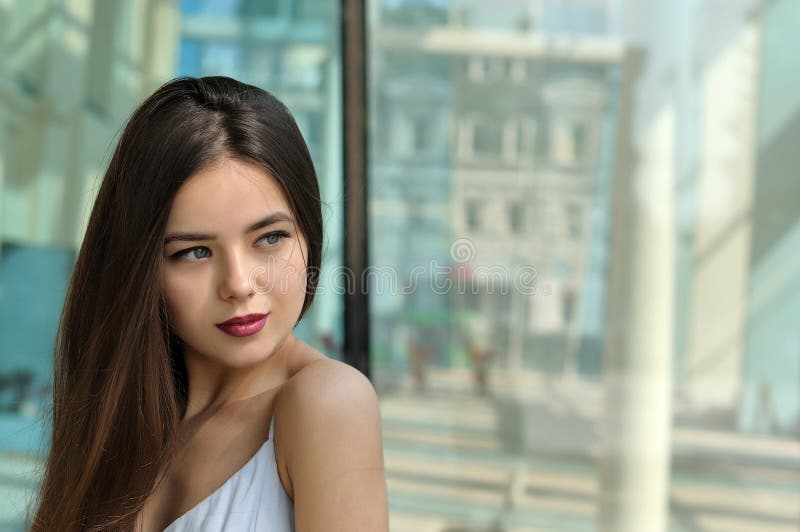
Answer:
[{"xmin": 217, "ymin": 249, "xmax": 255, "ymax": 301}]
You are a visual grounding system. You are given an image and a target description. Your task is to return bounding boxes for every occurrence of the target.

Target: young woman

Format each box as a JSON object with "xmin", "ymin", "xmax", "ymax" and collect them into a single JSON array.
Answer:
[{"xmin": 28, "ymin": 76, "xmax": 388, "ymax": 531}]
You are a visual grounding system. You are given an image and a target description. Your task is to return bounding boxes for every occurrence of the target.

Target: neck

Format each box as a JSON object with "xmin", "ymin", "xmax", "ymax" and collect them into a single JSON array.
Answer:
[{"xmin": 181, "ymin": 333, "xmax": 296, "ymax": 421}]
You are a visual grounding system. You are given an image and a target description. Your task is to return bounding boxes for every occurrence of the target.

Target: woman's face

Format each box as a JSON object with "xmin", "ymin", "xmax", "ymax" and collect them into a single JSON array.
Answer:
[{"xmin": 162, "ymin": 158, "xmax": 308, "ymax": 369}]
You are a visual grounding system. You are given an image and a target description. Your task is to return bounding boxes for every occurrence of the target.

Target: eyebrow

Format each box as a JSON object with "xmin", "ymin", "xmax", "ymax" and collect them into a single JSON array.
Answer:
[{"xmin": 164, "ymin": 211, "xmax": 294, "ymax": 245}]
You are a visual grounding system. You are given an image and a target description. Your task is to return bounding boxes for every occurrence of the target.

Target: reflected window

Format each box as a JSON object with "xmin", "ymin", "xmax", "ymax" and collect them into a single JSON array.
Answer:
[
  {"xmin": 571, "ymin": 122, "xmax": 588, "ymax": 160},
  {"xmin": 463, "ymin": 114, "xmax": 503, "ymax": 159},
  {"xmin": 504, "ymin": 117, "xmax": 537, "ymax": 163},
  {"xmin": 412, "ymin": 115, "xmax": 433, "ymax": 153},
  {"xmin": 517, "ymin": 117, "xmax": 537, "ymax": 162},
  {"xmin": 508, "ymin": 200, "xmax": 525, "ymax": 234},
  {"xmin": 552, "ymin": 117, "xmax": 593, "ymax": 166},
  {"xmin": 566, "ymin": 201, "xmax": 582, "ymax": 239},
  {"xmin": 468, "ymin": 56, "xmax": 505, "ymax": 83},
  {"xmin": 465, "ymin": 199, "xmax": 483, "ymax": 231},
  {"xmin": 562, "ymin": 288, "xmax": 575, "ymax": 324}
]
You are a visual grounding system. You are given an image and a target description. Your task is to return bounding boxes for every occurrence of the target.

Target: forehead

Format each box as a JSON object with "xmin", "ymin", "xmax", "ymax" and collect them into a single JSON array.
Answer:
[{"xmin": 166, "ymin": 158, "xmax": 290, "ymax": 228}]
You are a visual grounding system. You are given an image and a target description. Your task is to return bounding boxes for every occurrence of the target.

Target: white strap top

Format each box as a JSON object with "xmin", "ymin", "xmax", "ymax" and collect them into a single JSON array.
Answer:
[{"xmin": 163, "ymin": 416, "xmax": 294, "ymax": 531}]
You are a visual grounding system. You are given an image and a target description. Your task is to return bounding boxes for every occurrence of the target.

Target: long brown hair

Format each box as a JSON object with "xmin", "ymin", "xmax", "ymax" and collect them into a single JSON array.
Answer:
[{"xmin": 28, "ymin": 76, "xmax": 323, "ymax": 531}]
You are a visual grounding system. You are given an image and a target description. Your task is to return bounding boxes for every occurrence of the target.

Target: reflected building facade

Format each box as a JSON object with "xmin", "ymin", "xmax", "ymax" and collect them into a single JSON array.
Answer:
[
  {"xmin": 370, "ymin": 0, "xmax": 627, "ymax": 380},
  {"xmin": 449, "ymin": 42, "xmax": 624, "ymax": 378}
]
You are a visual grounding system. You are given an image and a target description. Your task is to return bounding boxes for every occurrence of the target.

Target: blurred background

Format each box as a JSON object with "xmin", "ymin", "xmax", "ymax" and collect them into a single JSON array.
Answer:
[{"xmin": 0, "ymin": 0, "xmax": 798, "ymax": 530}]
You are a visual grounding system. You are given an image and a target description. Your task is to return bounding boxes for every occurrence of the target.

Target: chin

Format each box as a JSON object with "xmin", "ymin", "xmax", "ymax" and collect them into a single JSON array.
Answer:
[{"xmin": 223, "ymin": 343, "xmax": 276, "ymax": 365}]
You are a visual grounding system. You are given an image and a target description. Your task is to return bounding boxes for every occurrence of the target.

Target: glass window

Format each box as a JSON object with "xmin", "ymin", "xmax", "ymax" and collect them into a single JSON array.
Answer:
[
  {"xmin": 516, "ymin": 117, "xmax": 537, "ymax": 162},
  {"xmin": 0, "ymin": 1, "xmax": 342, "ymax": 529},
  {"xmin": 368, "ymin": 0, "xmax": 800, "ymax": 530}
]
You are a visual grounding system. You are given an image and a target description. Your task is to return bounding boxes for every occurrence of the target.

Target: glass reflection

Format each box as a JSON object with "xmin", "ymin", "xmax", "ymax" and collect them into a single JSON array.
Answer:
[{"xmin": 368, "ymin": 0, "xmax": 800, "ymax": 531}]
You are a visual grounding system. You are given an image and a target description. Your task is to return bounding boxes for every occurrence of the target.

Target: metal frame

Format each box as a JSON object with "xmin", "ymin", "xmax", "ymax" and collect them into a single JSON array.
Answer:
[{"xmin": 341, "ymin": 0, "xmax": 370, "ymax": 378}]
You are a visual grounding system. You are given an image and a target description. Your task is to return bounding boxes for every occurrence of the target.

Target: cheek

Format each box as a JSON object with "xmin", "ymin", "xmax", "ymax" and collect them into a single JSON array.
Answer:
[
  {"xmin": 272, "ymin": 264, "xmax": 307, "ymax": 303},
  {"xmin": 161, "ymin": 272, "xmax": 199, "ymax": 324},
  {"xmin": 267, "ymin": 239, "xmax": 309, "ymax": 299},
  {"xmin": 269, "ymin": 255, "xmax": 308, "ymax": 317}
]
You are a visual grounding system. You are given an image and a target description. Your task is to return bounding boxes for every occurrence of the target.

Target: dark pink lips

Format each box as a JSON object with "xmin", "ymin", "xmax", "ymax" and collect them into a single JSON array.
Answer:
[
  {"xmin": 216, "ymin": 313, "xmax": 268, "ymax": 337},
  {"xmin": 218, "ymin": 313, "xmax": 267, "ymax": 326}
]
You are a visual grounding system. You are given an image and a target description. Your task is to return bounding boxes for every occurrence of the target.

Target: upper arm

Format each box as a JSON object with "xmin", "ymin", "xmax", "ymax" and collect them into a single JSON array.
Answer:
[{"xmin": 277, "ymin": 360, "xmax": 389, "ymax": 532}]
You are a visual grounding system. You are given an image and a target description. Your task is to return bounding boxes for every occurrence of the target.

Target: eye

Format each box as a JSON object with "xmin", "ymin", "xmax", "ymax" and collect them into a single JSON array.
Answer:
[
  {"xmin": 171, "ymin": 247, "xmax": 211, "ymax": 262},
  {"xmin": 167, "ymin": 231, "xmax": 289, "ymax": 262},
  {"xmin": 256, "ymin": 231, "xmax": 290, "ymax": 247}
]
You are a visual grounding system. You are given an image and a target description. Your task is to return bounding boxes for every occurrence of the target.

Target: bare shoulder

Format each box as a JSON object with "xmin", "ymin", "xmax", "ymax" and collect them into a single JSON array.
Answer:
[
  {"xmin": 275, "ymin": 357, "xmax": 381, "ymax": 448},
  {"xmin": 285, "ymin": 357, "xmax": 377, "ymax": 405},
  {"xmin": 274, "ymin": 358, "xmax": 388, "ymax": 531}
]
